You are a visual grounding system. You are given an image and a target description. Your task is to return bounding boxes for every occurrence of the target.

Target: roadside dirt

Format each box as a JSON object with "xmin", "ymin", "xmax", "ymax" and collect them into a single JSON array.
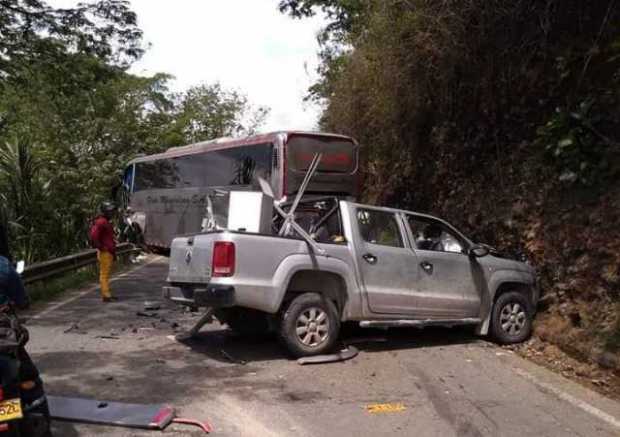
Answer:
[{"xmin": 506, "ymin": 336, "xmax": 620, "ymax": 401}]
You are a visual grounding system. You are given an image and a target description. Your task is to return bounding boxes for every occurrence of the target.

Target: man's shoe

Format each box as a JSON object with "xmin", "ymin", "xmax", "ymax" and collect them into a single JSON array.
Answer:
[{"xmin": 102, "ymin": 297, "xmax": 118, "ymax": 303}]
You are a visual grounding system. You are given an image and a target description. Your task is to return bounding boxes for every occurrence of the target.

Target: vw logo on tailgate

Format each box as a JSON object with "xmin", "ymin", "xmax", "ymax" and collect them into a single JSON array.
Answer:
[{"xmin": 185, "ymin": 248, "xmax": 193, "ymax": 264}]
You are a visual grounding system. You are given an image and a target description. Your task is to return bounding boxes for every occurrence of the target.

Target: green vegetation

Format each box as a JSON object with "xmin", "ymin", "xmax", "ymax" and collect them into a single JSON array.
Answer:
[
  {"xmin": 0, "ymin": 0, "xmax": 268, "ymax": 263},
  {"xmin": 27, "ymin": 266, "xmax": 98, "ymax": 304},
  {"xmin": 280, "ymin": 1, "xmax": 620, "ymax": 362},
  {"xmin": 27, "ymin": 253, "xmax": 134, "ymax": 304}
]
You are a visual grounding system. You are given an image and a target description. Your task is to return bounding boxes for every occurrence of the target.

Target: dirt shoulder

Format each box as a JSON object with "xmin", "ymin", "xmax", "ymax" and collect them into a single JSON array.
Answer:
[{"xmin": 507, "ymin": 336, "xmax": 620, "ymax": 401}]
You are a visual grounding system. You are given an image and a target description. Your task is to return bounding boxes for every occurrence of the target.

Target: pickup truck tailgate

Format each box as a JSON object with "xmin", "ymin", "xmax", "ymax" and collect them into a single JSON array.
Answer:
[{"xmin": 167, "ymin": 235, "xmax": 213, "ymax": 284}]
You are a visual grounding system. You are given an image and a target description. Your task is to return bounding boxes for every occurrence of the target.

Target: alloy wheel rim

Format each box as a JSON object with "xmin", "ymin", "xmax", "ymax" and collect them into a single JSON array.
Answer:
[
  {"xmin": 295, "ymin": 307, "xmax": 330, "ymax": 347},
  {"xmin": 499, "ymin": 302, "xmax": 527, "ymax": 336}
]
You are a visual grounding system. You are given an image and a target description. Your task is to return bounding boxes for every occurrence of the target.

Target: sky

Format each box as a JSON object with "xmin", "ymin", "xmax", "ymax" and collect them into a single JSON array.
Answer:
[{"xmin": 47, "ymin": 0, "xmax": 327, "ymax": 132}]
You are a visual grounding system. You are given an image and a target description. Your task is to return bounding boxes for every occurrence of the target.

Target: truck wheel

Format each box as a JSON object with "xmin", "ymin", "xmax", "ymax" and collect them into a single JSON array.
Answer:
[
  {"xmin": 490, "ymin": 291, "xmax": 533, "ymax": 344},
  {"xmin": 278, "ymin": 292, "xmax": 340, "ymax": 358},
  {"xmin": 217, "ymin": 308, "xmax": 270, "ymax": 338}
]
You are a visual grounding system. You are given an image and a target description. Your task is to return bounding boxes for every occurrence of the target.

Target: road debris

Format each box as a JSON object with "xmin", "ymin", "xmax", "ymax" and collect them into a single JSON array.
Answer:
[
  {"xmin": 175, "ymin": 308, "xmax": 215, "ymax": 341},
  {"xmin": 297, "ymin": 346, "xmax": 359, "ymax": 365},
  {"xmin": 48, "ymin": 396, "xmax": 213, "ymax": 434},
  {"xmin": 172, "ymin": 417, "xmax": 213, "ymax": 433},
  {"xmin": 144, "ymin": 301, "xmax": 161, "ymax": 311},
  {"xmin": 366, "ymin": 403, "xmax": 407, "ymax": 414},
  {"xmin": 48, "ymin": 396, "xmax": 174, "ymax": 430},
  {"xmin": 64, "ymin": 323, "xmax": 80, "ymax": 333},
  {"xmin": 221, "ymin": 349, "xmax": 247, "ymax": 365},
  {"xmin": 130, "ymin": 254, "xmax": 148, "ymax": 264}
]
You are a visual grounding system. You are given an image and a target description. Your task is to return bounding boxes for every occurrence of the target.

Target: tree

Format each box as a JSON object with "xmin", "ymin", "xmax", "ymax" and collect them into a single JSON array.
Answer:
[
  {"xmin": 0, "ymin": 64, "xmax": 269, "ymax": 261},
  {"xmin": 278, "ymin": 0, "xmax": 365, "ymax": 43},
  {"xmin": 168, "ymin": 84, "xmax": 269, "ymax": 145},
  {"xmin": 0, "ymin": 0, "xmax": 143, "ymax": 81},
  {"xmin": 0, "ymin": 1, "xmax": 270, "ymax": 262},
  {"xmin": 0, "ymin": 138, "xmax": 47, "ymax": 261}
]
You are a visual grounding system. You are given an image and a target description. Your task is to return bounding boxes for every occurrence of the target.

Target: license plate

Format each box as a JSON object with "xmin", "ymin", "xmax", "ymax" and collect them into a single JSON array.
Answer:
[{"xmin": 0, "ymin": 398, "xmax": 23, "ymax": 422}]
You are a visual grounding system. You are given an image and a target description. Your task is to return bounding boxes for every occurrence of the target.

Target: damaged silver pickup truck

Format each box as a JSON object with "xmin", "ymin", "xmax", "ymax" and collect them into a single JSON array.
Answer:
[{"xmin": 164, "ymin": 192, "xmax": 538, "ymax": 358}]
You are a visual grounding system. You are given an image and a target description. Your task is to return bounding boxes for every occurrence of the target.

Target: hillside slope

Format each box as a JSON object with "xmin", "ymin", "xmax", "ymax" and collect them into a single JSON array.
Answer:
[{"xmin": 280, "ymin": 0, "xmax": 620, "ymax": 389}]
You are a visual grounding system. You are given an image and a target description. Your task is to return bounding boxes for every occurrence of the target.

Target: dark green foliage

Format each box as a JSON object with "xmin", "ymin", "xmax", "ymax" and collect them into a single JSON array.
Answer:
[
  {"xmin": 281, "ymin": 0, "xmax": 620, "ymax": 362},
  {"xmin": 278, "ymin": 0, "xmax": 365, "ymax": 42},
  {"xmin": 0, "ymin": 0, "xmax": 143, "ymax": 78},
  {"xmin": 537, "ymin": 100, "xmax": 615, "ymax": 186},
  {"xmin": 282, "ymin": 0, "xmax": 620, "ymax": 200},
  {"xmin": 0, "ymin": 1, "xmax": 267, "ymax": 262}
]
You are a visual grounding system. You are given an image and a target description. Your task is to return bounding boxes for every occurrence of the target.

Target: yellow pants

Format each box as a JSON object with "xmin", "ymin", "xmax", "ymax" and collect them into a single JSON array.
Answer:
[{"xmin": 97, "ymin": 250, "xmax": 114, "ymax": 299}]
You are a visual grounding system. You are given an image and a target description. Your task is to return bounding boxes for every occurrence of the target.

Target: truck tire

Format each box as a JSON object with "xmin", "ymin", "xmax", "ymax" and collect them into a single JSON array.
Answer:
[
  {"xmin": 490, "ymin": 291, "xmax": 533, "ymax": 344},
  {"xmin": 217, "ymin": 308, "xmax": 270, "ymax": 338},
  {"xmin": 278, "ymin": 292, "xmax": 340, "ymax": 358}
]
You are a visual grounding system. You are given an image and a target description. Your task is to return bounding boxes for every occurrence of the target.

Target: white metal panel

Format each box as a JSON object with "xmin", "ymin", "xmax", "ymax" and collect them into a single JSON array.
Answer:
[{"xmin": 227, "ymin": 192, "xmax": 273, "ymax": 234}]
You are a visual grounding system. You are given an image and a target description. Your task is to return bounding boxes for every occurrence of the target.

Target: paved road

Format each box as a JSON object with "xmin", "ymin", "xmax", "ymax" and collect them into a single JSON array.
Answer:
[{"xmin": 25, "ymin": 257, "xmax": 620, "ymax": 436}]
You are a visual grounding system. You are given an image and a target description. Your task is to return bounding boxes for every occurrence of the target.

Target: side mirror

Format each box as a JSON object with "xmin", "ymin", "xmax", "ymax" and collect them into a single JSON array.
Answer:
[{"xmin": 469, "ymin": 244, "xmax": 490, "ymax": 258}]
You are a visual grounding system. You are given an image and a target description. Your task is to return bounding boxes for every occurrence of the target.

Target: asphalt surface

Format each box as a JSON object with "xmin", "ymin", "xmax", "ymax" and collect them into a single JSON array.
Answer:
[{"xmin": 25, "ymin": 256, "xmax": 620, "ymax": 437}]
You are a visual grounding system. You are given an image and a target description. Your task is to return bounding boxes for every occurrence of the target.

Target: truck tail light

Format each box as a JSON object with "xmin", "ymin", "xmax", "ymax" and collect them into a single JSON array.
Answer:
[{"xmin": 212, "ymin": 242, "xmax": 235, "ymax": 277}]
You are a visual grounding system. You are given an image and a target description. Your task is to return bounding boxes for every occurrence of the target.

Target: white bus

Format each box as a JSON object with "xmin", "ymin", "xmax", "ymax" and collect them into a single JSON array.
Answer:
[{"xmin": 121, "ymin": 131, "xmax": 361, "ymax": 249}]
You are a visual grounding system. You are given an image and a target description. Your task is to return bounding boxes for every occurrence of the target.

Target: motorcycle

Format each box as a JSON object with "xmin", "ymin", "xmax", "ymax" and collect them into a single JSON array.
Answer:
[{"xmin": 0, "ymin": 260, "xmax": 51, "ymax": 436}]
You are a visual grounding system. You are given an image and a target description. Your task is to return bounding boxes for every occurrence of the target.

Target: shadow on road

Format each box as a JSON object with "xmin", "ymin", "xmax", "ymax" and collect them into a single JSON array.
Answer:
[
  {"xmin": 51, "ymin": 421, "xmax": 81, "ymax": 437},
  {"xmin": 35, "ymin": 343, "xmax": 264, "ymax": 405},
  {"xmin": 174, "ymin": 323, "xmax": 483, "ymax": 365},
  {"xmin": 342, "ymin": 324, "xmax": 483, "ymax": 354},
  {"xmin": 178, "ymin": 329, "xmax": 286, "ymax": 363}
]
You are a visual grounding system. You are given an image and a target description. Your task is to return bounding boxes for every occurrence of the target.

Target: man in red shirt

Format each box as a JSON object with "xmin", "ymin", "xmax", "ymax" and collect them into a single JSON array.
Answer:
[{"xmin": 91, "ymin": 201, "xmax": 117, "ymax": 302}]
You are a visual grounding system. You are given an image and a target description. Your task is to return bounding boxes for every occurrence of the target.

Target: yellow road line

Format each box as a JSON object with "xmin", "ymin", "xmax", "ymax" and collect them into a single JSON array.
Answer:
[{"xmin": 366, "ymin": 403, "xmax": 407, "ymax": 414}]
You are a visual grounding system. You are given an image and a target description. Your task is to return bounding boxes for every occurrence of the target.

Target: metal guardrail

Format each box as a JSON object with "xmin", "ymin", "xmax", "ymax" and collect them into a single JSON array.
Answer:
[{"xmin": 22, "ymin": 243, "xmax": 138, "ymax": 285}]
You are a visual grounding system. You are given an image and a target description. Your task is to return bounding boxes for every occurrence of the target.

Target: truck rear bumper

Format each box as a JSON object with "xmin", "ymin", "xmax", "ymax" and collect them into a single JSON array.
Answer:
[{"xmin": 163, "ymin": 285, "xmax": 235, "ymax": 308}]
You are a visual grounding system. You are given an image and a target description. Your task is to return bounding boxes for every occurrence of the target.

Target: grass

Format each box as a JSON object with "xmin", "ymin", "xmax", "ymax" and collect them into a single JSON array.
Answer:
[
  {"xmin": 27, "ymin": 266, "xmax": 99, "ymax": 304},
  {"xmin": 26, "ymin": 253, "xmax": 137, "ymax": 304}
]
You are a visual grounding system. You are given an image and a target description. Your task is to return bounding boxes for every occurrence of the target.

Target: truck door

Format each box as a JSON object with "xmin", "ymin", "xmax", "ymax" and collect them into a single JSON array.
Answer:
[
  {"xmin": 404, "ymin": 214, "xmax": 481, "ymax": 318},
  {"xmin": 352, "ymin": 207, "xmax": 420, "ymax": 315}
]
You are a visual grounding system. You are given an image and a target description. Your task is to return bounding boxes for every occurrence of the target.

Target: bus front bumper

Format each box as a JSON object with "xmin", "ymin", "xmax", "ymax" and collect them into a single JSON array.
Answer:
[{"xmin": 163, "ymin": 285, "xmax": 235, "ymax": 308}]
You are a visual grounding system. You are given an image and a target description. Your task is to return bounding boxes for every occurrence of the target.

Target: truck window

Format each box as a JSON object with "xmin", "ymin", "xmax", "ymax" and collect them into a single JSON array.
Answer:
[
  {"xmin": 357, "ymin": 209, "xmax": 403, "ymax": 248},
  {"xmin": 407, "ymin": 215, "xmax": 464, "ymax": 254}
]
